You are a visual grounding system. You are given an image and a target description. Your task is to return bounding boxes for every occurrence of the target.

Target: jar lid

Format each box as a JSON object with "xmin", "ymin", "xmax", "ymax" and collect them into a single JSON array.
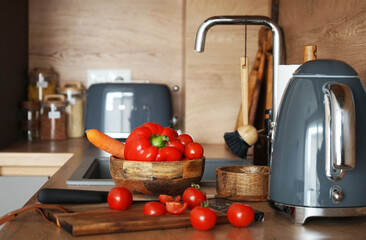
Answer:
[
  {"xmin": 57, "ymin": 81, "xmax": 85, "ymax": 94},
  {"xmin": 41, "ymin": 94, "xmax": 67, "ymax": 107},
  {"xmin": 21, "ymin": 101, "xmax": 40, "ymax": 110}
]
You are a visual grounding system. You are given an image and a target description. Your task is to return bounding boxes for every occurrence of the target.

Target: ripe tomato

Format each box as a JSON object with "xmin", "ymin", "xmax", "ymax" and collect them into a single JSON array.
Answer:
[
  {"xmin": 184, "ymin": 142, "xmax": 204, "ymax": 159},
  {"xmin": 107, "ymin": 187, "xmax": 133, "ymax": 210},
  {"xmin": 168, "ymin": 140, "xmax": 185, "ymax": 154},
  {"xmin": 190, "ymin": 206, "xmax": 217, "ymax": 230},
  {"xmin": 177, "ymin": 134, "xmax": 193, "ymax": 146},
  {"xmin": 227, "ymin": 203, "xmax": 255, "ymax": 227},
  {"xmin": 166, "ymin": 201, "xmax": 188, "ymax": 214},
  {"xmin": 143, "ymin": 202, "xmax": 166, "ymax": 216},
  {"xmin": 160, "ymin": 127, "xmax": 178, "ymax": 142},
  {"xmin": 156, "ymin": 146, "xmax": 182, "ymax": 161},
  {"xmin": 182, "ymin": 184, "xmax": 207, "ymax": 209},
  {"xmin": 159, "ymin": 194, "xmax": 181, "ymax": 205}
]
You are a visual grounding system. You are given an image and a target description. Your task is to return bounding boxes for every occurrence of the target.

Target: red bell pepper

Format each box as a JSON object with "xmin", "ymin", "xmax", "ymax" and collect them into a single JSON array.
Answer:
[{"xmin": 124, "ymin": 122, "xmax": 182, "ymax": 161}]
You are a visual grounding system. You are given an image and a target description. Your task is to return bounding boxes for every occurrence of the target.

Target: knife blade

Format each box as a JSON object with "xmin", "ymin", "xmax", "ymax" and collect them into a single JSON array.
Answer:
[
  {"xmin": 37, "ymin": 188, "xmax": 109, "ymax": 204},
  {"xmin": 208, "ymin": 197, "xmax": 265, "ymax": 222}
]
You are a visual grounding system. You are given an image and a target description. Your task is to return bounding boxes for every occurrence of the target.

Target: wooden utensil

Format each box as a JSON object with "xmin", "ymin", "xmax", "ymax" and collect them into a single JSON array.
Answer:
[
  {"xmin": 224, "ymin": 57, "xmax": 258, "ymax": 159},
  {"xmin": 238, "ymin": 56, "xmax": 258, "ymax": 146},
  {"xmin": 248, "ymin": 52, "xmax": 266, "ymax": 126},
  {"xmin": 235, "ymin": 50, "xmax": 261, "ymax": 130},
  {"xmin": 224, "ymin": 24, "xmax": 259, "ymax": 159},
  {"xmin": 241, "ymin": 56, "xmax": 250, "ymax": 126}
]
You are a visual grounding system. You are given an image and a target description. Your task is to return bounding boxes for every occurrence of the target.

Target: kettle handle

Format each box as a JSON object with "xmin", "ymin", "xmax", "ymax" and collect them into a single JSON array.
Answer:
[{"xmin": 323, "ymin": 83, "xmax": 356, "ymax": 182}]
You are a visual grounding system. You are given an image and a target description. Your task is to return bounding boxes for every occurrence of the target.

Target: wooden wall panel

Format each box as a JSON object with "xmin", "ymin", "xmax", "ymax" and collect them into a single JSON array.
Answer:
[
  {"xmin": 185, "ymin": 0, "xmax": 270, "ymax": 144},
  {"xmin": 29, "ymin": 0, "xmax": 270, "ymax": 144},
  {"xmin": 279, "ymin": 0, "xmax": 366, "ymax": 86},
  {"xmin": 29, "ymin": 0, "xmax": 184, "ymax": 129}
]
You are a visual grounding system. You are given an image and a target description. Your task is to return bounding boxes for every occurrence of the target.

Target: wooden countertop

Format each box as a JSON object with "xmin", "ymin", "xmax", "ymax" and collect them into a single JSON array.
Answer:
[
  {"xmin": 0, "ymin": 152, "xmax": 72, "ymax": 176},
  {"xmin": 0, "ymin": 138, "xmax": 366, "ymax": 239}
]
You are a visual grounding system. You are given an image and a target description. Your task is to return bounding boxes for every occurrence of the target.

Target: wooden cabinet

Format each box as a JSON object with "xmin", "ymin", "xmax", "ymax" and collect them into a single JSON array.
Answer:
[{"xmin": 0, "ymin": 0, "xmax": 28, "ymax": 148}]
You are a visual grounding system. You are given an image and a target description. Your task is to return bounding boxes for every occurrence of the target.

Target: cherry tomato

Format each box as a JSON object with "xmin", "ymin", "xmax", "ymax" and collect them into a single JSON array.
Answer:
[
  {"xmin": 177, "ymin": 134, "xmax": 193, "ymax": 146},
  {"xmin": 159, "ymin": 194, "xmax": 181, "ymax": 205},
  {"xmin": 190, "ymin": 206, "xmax": 217, "ymax": 231},
  {"xmin": 107, "ymin": 187, "xmax": 133, "ymax": 210},
  {"xmin": 160, "ymin": 127, "xmax": 178, "ymax": 142},
  {"xmin": 168, "ymin": 140, "xmax": 185, "ymax": 154},
  {"xmin": 156, "ymin": 146, "xmax": 182, "ymax": 161},
  {"xmin": 227, "ymin": 203, "xmax": 255, "ymax": 227},
  {"xmin": 182, "ymin": 184, "xmax": 207, "ymax": 209},
  {"xmin": 143, "ymin": 202, "xmax": 166, "ymax": 216},
  {"xmin": 166, "ymin": 201, "xmax": 188, "ymax": 214},
  {"xmin": 184, "ymin": 142, "xmax": 204, "ymax": 159}
]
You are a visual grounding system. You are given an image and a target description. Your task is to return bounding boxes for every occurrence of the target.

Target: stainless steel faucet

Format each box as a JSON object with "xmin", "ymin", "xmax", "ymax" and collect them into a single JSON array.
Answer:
[{"xmin": 194, "ymin": 15, "xmax": 282, "ymax": 127}]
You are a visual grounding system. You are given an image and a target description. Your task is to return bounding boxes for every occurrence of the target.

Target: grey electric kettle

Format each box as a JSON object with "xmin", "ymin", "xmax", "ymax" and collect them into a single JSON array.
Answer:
[{"xmin": 269, "ymin": 59, "xmax": 366, "ymax": 224}]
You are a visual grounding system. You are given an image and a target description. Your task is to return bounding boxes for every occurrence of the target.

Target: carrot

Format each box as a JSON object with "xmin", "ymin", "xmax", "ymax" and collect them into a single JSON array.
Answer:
[{"xmin": 86, "ymin": 129, "xmax": 125, "ymax": 159}]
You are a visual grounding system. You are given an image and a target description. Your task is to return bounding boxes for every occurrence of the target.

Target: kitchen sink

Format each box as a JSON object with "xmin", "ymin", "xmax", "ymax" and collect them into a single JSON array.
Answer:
[{"xmin": 67, "ymin": 157, "xmax": 253, "ymax": 186}]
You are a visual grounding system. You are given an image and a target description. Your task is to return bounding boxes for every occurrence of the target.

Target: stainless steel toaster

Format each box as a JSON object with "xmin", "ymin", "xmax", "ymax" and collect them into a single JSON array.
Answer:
[{"xmin": 84, "ymin": 83, "xmax": 173, "ymax": 139}]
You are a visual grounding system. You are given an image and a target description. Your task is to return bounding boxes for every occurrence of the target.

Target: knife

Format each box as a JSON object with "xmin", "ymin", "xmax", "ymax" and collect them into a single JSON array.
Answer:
[
  {"xmin": 37, "ymin": 188, "xmax": 109, "ymax": 204},
  {"xmin": 208, "ymin": 197, "xmax": 265, "ymax": 222}
]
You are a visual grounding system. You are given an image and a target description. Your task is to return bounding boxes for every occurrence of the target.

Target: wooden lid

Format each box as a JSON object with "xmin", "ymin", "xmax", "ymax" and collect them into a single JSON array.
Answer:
[
  {"xmin": 57, "ymin": 81, "xmax": 85, "ymax": 94},
  {"xmin": 42, "ymin": 94, "xmax": 67, "ymax": 107}
]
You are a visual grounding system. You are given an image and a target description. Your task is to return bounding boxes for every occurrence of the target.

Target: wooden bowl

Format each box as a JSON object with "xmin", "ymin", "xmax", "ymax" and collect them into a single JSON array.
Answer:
[
  {"xmin": 216, "ymin": 165, "xmax": 269, "ymax": 201},
  {"xmin": 109, "ymin": 156, "xmax": 205, "ymax": 195}
]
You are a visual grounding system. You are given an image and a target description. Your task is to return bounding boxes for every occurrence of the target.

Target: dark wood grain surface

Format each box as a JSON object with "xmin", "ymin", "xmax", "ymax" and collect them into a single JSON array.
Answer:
[
  {"xmin": 44, "ymin": 203, "xmax": 228, "ymax": 236},
  {"xmin": 279, "ymin": 0, "xmax": 366, "ymax": 87}
]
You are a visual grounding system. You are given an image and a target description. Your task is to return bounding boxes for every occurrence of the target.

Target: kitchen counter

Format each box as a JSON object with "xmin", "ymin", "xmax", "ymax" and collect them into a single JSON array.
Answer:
[{"xmin": 0, "ymin": 138, "xmax": 366, "ymax": 239}]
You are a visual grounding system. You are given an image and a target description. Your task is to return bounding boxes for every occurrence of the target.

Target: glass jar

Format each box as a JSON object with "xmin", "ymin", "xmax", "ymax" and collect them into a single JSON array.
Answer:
[
  {"xmin": 20, "ymin": 101, "xmax": 40, "ymax": 141},
  {"xmin": 40, "ymin": 94, "xmax": 68, "ymax": 140},
  {"xmin": 57, "ymin": 81, "xmax": 85, "ymax": 138},
  {"xmin": 28, "ymin": 68, "xmax": 58, "ymax": 102}
]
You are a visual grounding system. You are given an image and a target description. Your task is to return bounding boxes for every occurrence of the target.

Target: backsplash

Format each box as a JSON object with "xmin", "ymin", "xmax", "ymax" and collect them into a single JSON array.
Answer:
[{"xmin": 28, "ymin": 0, "xmax": 269, "ymax": 144}]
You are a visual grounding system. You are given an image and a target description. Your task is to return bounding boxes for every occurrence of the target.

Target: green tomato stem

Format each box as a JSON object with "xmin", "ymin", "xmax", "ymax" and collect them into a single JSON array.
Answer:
[
  {"xmin": 191, "ymin": 183, "xmax": 201, "ymax": 190},
  {"xmin": 150, "ymin": 134, "xmax": 169, "ymax": 148},
  {"xmin": 200, "ymin": 200, "xmax": 209, "ymax": 208}
]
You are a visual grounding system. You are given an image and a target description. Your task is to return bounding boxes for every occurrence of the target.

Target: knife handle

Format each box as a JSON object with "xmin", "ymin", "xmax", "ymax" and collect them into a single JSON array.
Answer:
[{"xmin": 37, "ymin": 188, "xmax": 109, "ymax": 204}]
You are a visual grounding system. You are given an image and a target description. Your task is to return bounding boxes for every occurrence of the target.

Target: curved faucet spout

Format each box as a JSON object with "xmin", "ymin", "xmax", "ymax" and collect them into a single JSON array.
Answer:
[
  {"xmin": 194, "ymin": 15, "xmax": 275, "ymax": 52},
  {"xmin": 194, "ymin": 15, "xmax": 282, "ymax": 124}
]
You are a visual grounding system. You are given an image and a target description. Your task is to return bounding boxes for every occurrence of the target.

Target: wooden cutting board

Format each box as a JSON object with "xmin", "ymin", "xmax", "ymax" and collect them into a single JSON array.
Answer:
[{"xmin": 45, "ymin": 202, "xmax": 229, "ymax": 236}]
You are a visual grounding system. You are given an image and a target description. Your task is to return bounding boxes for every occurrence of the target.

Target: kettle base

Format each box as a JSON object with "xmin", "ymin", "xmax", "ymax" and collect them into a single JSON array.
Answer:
[{"xmin": 270, "ymin": 201, "xmax": 366, "ymax": 224}]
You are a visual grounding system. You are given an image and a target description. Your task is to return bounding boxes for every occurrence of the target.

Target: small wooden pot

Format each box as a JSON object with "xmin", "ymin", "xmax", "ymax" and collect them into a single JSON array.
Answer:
[
  {"xmin": 110, "ymin": 156, "xmax": 205, "ymax": 195},
  {"xmin": 216, "ymin": 165, "xmax": 269, "ymax": 201}
]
